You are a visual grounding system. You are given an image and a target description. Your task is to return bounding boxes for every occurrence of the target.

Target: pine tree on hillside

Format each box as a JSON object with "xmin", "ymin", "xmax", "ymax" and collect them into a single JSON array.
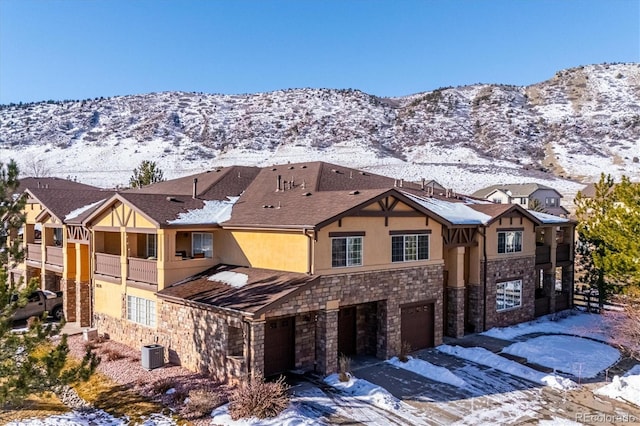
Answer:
[
  {"xmin": 129, "ymin": 160, "xmax": 165, "ymax": 188},
  {"xmin": 0, "ymin": 160, "xmax": 98, "ymax": 409}
]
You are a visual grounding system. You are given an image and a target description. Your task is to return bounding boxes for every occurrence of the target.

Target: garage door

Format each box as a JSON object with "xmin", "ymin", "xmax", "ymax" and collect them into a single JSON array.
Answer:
[
  {"xmin": 264, "ymin": 317, "xmax": 295, "ymax": 376},
  {"xmin": 401, "ymin": 302, "xmax": 434, "ymax": 351}
]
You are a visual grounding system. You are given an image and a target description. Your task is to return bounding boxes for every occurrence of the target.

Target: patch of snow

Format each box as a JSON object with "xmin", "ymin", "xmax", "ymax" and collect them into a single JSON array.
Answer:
[
  {"xmin": 529, "ymin": 210, "xmax": 571, "ymax": 223},
  {"xmin": 6, "ymin": 410, "xmax": 177, "ymax": 426},
  {"xmin": 482, "ymin": 311, "xmax": 613, "ymax": 343},
  {"xmin": 208, "ymin": 271, "xmax": 249, "ymax": 288},
  {"xmin": 403, "ymin": 192, "xmax": 492, "ymax": 224},
  {"xmin": 502, "ymin": 335, "xmax": 619, "ymax": 378},
  {"xmin": 594, "ymin": 364, "xmax": 640, "ymax": 406},
  {"xmin": 64, "ymin": 199, "xmax": 105, "ymax": 221},
  {"xmin": 437, "ymin": 345, "xmax": 578, "ymax": 390},
  {"xmin": 387, "ymin": 356, "xmax": 468, "ymax": 388},
  {"xmin": 166, "ymin": 196, "xmax": 238, "ymax": 225},
  {"xmin": 324, "ymin": 373, "xmax": 401, "ymax": 411}
]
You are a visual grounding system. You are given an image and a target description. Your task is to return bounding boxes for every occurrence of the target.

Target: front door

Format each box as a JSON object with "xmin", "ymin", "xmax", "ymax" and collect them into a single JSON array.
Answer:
[
  {"xmin": 338, "ymin": 306, "xmax": 357, "ymax": 356},
  {"xmin": 264, "ymin": 317, "xmax": 295, "ymax": 376}
]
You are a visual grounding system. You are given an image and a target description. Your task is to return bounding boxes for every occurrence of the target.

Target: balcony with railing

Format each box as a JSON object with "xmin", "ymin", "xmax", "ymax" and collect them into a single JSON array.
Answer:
[
  {"xmin": 45, "ymin": 246, "xmax": 64, "ymax": 267},
  {"xmin": 26, "ymin": 243, "xmax": 42, "ymax": 263},
  {"xmin": 95, "ymin": 253, "xmax": 121, "ymax": 278},
  {"xmin": 127, "ymin": 257, "xmax": 158, "ymax": 285}
]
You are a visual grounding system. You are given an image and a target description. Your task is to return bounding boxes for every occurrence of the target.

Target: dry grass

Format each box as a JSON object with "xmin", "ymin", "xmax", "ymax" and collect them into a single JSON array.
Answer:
[
  {"xmin": 228, "ymin": 375, "xmax": 290, "ymax": 420},
  {"xmin": 398, "ymin": 341, "xmax": 413, "ymax": 363},
  {"xmin": 0, "ymin": 392, "xmax": 67, "ymax": 424},
  {"xmin": 338, "ymin": 354, "xmax": 351, "ymax": 382},
  {"xmin": 183, "ymin": 388, "xmax": 227, "ymax": 419}
]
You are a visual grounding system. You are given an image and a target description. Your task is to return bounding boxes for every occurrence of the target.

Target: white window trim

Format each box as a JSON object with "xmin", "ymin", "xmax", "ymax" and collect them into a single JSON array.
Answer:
[
  {"xmin": 126, "ymin": 295, "xmax": 157, "ymax": 327},
  {"xmin": 192, "ymin": 232, "xmax": 213, "ymax": 258},
  {"xmin": 496, "ymin": 279, "xmax": 522, "ymax": 312},
  {"xmin": 391, "ymin": 234, "xmax": 429, "ymax": 262},
  {"xmin": 331, "ymin": 236, "xmax": 363, "ymax": 268},
  {"xmin": 498, "ymin": 230, "xmax": 523, "ymax": 254}
]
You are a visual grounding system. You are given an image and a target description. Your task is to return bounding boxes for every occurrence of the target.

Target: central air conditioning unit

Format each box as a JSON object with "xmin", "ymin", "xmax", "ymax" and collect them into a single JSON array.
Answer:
[{"xmin": 141, "ymin": 344, "xmax": 164, "ymax": 370}]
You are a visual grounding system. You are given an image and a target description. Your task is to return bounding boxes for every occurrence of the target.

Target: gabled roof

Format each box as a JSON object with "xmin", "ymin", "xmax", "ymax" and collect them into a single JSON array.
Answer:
[
  {"xmin": 223, "ymin": 161, "xmax": 439, "ymax": 229},
  {"xmin": 157, "ymin": 264, "xmax": 318, "ymax": 316},
  {"xmin": 17, "ymin": 177, "xmax": 99, "ymax": 194},
  {"xmin": 124, "ymin": 166, "xmax": 260, "ymax": 199},
  {"xmin": 467, "ymin": 203, "xmax": 543, "ymax": 226},
  {"xmin": 472, "ymin": 183, "xmax": 561, "ymax": 199},
  {"xmin": 26, "ymin": 187, "xmax": 113, "ymax": 225}
]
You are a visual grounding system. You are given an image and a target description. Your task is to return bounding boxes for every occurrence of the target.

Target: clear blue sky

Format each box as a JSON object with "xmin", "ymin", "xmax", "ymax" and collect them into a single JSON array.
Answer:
[{"xmin": 1, "ymin": 0, "xmax": 638, "ymax": 104}]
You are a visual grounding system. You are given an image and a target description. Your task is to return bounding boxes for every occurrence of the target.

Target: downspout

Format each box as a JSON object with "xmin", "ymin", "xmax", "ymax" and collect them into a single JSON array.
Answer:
[
  {"xmin": 478, "ymin": 226, "xmax": 488, "ymax": 332},
  {"xmin": 243, "ymin": 318, "xmax": 252, "ymax": 380},
  {"xmin": 303, "ymin": 228, "xmax": 314, "ymax": 275}
]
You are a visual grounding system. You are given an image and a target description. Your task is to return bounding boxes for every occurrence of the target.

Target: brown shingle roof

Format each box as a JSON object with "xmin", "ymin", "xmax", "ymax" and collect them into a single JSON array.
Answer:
[
  {"xmin": 124, "ymin": 166, "xmax": 260, "ymax": 200},
  {"xmin": 17, "ymin": 177, "xmax": 99, "ymax": 194},
  {"xmin": 105, "ymin": 193, "xmax": 210, "ymax": 227},
  {"xmin": 157, "ymin": 264, "xmax": 317, "ymax": 315}
]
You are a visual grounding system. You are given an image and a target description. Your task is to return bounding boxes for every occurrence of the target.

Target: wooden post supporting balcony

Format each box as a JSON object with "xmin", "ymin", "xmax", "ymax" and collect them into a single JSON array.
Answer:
[
  {"xmin": 95, "ymin": 253, "xmax": 122, "ymax": 278},
  {"xmin": 127, "ymin": 257, "xmax": 158, "ymax": 285}
]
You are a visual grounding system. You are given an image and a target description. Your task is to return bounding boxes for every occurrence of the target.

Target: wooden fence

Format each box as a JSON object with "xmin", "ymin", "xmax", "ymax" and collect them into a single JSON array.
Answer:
[{"xmin": 573, "ymin": 291, "xmax": 625, "ymax": 313}]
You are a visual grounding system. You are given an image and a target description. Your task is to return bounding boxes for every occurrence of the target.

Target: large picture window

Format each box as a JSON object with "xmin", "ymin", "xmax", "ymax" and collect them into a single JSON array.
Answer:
[
  {"xmin": 498, "ymin": 230, "xmax": 522, "ymax": 253},
  {"xmin": 496, "ymin": 279, "xmax": 522, "ymax": 311},
  {"xmin": 192, "ymin": 232, "xmax": 213, "ymax": 258},
  {"xmin": 331, "ymin": 236, "xmax": 363, "ymax": 267},
  {"xmin": 391, "ymin": 234, "xmax": 429, "ymax": 262},
  {"xmin": 126, "ymin": 295, "xmax": 156, "ymax": 327}
]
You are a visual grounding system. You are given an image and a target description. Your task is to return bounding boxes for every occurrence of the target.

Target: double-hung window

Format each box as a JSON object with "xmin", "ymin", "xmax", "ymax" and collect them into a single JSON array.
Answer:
[
  {"xmin": 192, "ymin": 232, "xmax": 213, "ymax": 258},
  {"xmin": 331, "ymin": 235, "xmax": 363, "ymax": 267},
  {"xmin": 496, "ymin": 279, "xmax": 522, "ymax": 311},
  {"xmin": 126, "ymin": 295, "xmax": 156, "ymax": 327},
  {"xmin": 145, "ymin": 234, "xmax": 157, "ymax": 258},
  {"xmin": 497, "ymin": 230, "xmax": 522, "ymax": 254},
  {"xmin": 391, "ymin": 234, "xmax": 429, "ymax": 262}
]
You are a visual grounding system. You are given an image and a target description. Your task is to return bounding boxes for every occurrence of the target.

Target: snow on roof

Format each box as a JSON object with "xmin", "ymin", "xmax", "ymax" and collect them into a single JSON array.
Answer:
[
  {"xmin": 207, "ymin": 270, "xmax": 249, "ymax": 288},
  {"xmin": 529, "ymin": 210, "xmax": 570, "ymax": 224},
  {"xmin": 64, "ymin": 199, "xmax": 105, "ymax": 221},
  {"xmin": 403, "ymin": 192, "xmax": 492, "ymax": 225},
  {"xmin": 167, "ymin": 196, "xmax": 239, "ymax": 225}
]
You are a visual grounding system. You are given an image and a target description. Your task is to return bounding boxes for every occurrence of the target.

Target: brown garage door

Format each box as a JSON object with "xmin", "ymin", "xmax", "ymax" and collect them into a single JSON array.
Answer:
[
  {"xmin": 401, "ymin": 302, "xmax": 434, "ymax": 351},
  {"xmin": 264, "ymin": 317, "xmax": 295, "ymax": 376}
]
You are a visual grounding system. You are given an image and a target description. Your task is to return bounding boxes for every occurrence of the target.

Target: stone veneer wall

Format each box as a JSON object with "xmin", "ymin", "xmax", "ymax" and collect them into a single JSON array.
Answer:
[
  {"xmin": 60, "ymin": 278, "xmax": 77, "ymax": 322},
  {"xmin": 94, "ymin": 298, "xmax": 247, "ymax": 383},
  {"xmin": 484, "ymin": 256, "xmax": 536, "ymax": 329},
  {"xmin": 265, "ymin": 264, "xmax": 443, "ymax": 375}
]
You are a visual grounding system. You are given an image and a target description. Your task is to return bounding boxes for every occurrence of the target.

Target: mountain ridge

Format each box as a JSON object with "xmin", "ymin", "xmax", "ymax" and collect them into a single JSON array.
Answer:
[{"xmin": 0, "ymin": 63, "xmax": 638, "ymax": 200}]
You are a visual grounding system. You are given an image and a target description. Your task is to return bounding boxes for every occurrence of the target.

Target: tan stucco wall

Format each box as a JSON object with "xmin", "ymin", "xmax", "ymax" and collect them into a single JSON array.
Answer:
[
  {"xmin": 94, "ymin": 280, "xmax": 123, "ymax": 318},
  {"xmin": 217, "ymin": 229, "xmax": 310, "ymax": 273},
  {"xmin": 314, "ymin": 213, "xmax": 443, "ymax": 275},
  {"xmin": 485, "ymin": 216, "xmax": 536, "ymax": 261}
]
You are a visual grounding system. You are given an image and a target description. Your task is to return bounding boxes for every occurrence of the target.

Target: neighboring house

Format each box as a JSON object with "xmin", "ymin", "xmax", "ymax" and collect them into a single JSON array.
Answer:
[
  {"xmin": 472, "ymin": 183, "xmax": 570, "ymax": 217},
  {"xmin": 80, "ymin": 162, "xmax": 575, "ymax": 383},
  {"xmin": 12, "ymin": 178, "xmax": 112, "ymax": 326}
]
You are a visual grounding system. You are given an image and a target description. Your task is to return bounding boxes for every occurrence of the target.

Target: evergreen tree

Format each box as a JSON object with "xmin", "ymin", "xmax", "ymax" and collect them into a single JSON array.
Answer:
[
  {"xmin": 129, "ymin": 160, "xmax": 165, "ymax": 188},
  {"xmin": 575, "ymin": 173, "xmax": 640, "ymax": 300},
  {"xmin": 0, "ymin": 160, "xmax": 98, "ymax": 409}
]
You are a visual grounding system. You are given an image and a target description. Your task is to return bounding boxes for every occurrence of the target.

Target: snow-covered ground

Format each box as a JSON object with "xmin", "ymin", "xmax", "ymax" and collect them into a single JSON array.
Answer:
[{"xmin": 12, "ymin": 311, "xmax": 639, "ymax": 425}]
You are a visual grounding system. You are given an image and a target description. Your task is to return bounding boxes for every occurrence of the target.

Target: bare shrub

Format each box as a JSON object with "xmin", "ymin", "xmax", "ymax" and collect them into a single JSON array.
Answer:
[
  {"xmin": 102, "ymin": 348, "xmax": 126, "ymax": 362},
  {"xmin": 228, "ymin": 375, "xmax": 290, "ymax": 420},
  {"xmin": 84, "ymin": 342, "xmax": 96, "ymax": 352},
  {"xmin": 338, "ymin": 354, "xmax": 351, "ymax": 382},
  {"xmin": 398, "ymin": 341, "xmax": 413, "ymax": 363},
  {"xmin": 183, "ymin": 388, "xmax": 227, "ymax": 419},
  {"xmin": 151, "ymin": 377, "xmax": 176, "ymax": 395}
]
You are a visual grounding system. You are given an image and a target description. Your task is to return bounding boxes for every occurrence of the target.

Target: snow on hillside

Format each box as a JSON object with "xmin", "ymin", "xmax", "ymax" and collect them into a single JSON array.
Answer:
[{"xmin": 0, "ymin": 63, "xmax": 637, "ymax": 202}]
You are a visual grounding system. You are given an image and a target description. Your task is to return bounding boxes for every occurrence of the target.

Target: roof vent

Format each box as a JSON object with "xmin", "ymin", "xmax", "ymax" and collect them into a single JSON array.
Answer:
[
  {"xmin": 331, "ymin": 169, "xmax": 341, "ymax": 174},
  {"xmin": 166, "ymin": 196, "xmax": 178, "ymax": 202},
  {"xmin": 272, "ymin": 168, "xmax": 277, "ymax": 171},
  {"xmin": 359, "ymin": 171, "xmax": 366, "ymax": 175},
  {"xmin": 288, "ymin": 166, "xmax": 295, "ymax": 170},
  {"xmin": 302, "ymin": 192, "xmax": 312, "ymax": 196},
  {"xmin": 349, "ymin": 190, "xmax": 360, "ymax": 195},
  {"xmin": 300, "ymin": 165, "xmax": 307, "ymax": 169},
  {"xmin": 262, "ymin": 205, "xmax": 274, "ymax": 209}
]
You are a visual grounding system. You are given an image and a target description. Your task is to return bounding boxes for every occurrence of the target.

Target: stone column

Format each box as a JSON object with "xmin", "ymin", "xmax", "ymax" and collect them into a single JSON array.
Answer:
[
  {"xmin": 60, "ymin": 278, "xmax": 77, "ymax": 322},
  {"xmin": 447, "ymin": 247, "xmax": 466, "ymax": 338},
  {"xmin": 315, "ymin": 303, "xmax": 339, "ymax": 375},
  {"xmin": 248, "ymin": 320, "xmax": 265, "ymax": 378}
]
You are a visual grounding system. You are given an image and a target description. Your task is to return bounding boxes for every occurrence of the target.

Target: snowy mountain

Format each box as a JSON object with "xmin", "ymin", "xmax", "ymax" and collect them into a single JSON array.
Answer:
[{"xmin": 0, "ymin": 63, "xmax": 638, "ymax": 205}]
